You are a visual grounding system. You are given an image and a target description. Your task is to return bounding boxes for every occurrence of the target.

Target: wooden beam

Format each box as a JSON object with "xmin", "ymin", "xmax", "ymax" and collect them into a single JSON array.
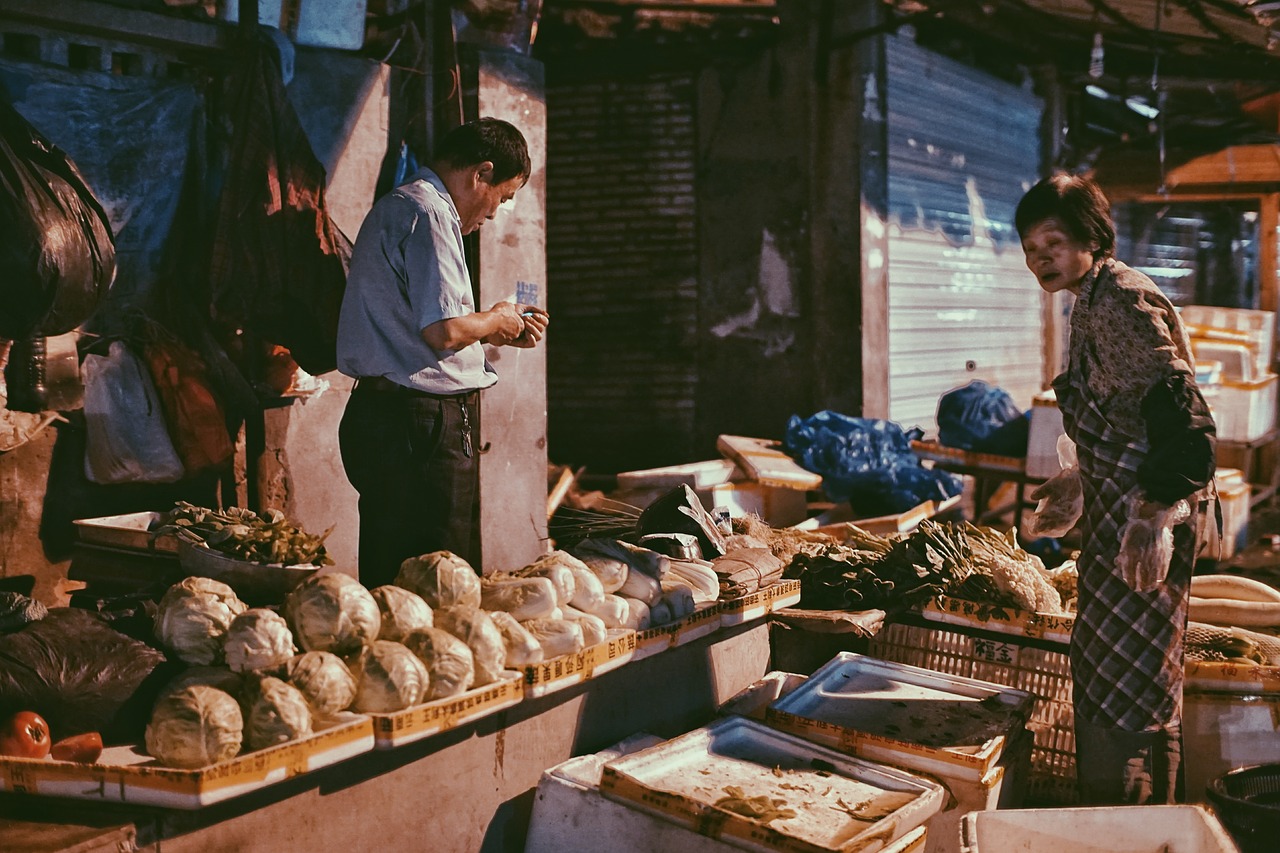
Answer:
[{"xmin": 0, "ymin": 0, "xmax": 230, "ymax": 54}]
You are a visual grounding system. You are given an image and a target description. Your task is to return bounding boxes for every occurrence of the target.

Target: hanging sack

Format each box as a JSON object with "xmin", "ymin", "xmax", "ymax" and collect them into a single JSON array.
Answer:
[
  {"xmin": 0, "ymin": 99, "xmax": 115, "ymax": 341},
  {"xmin": 144, "ymin": 335, "xmax": 234, "ymax": 475},
  {"xmin": 83, "ymin": 341, "xmax": 184, "ymax": 484}
]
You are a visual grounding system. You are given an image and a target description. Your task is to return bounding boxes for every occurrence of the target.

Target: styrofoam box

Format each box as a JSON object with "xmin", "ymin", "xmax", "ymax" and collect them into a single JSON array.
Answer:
[
  {"xmin": 1182, "ymin": 305, "xmax": 1276, "ymax": 373},
  {"xmin": 1183, "ymin": 691, "xmax": 1280, "ymax": 807},
  {"xmin": 526, "ymin": 731, "xmax": 930, "ymax": 853},
  {"xmin": 1194, "ymin": 339, "xmax": 1258, "ymax": 383},
  {"xmin": 1026, "ymin": 390, "xmax": 1065, "ymax": 479},
  {"xmin": 1202, "ymin": 373, "xmax": 1278, "ymax": 442},
  {"xmin": 766, "ymin": 653, "xmax": 1035, "ymax": 853},
  {"xmin": 959, "ymin": 805, "xmax": 1239, "ymax": 853}
]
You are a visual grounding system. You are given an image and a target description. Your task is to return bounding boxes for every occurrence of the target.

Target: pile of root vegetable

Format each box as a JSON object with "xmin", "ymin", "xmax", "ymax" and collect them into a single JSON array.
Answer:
[{"xmin": 780, "ymin": 520, "xmax": 1072, "ymax": 615}]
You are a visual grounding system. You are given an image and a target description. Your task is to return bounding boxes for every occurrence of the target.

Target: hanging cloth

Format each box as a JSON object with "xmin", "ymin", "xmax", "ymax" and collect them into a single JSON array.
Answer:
[{"xmin": 207, "ymin": 30, "xmax": 351, "ymax": 376}]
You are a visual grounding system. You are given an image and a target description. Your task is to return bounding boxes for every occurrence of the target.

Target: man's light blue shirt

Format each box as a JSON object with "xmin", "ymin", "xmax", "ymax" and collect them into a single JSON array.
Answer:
[{"xmin": 337, "ymin": 167, "xmax": 498, "ymax": 394}]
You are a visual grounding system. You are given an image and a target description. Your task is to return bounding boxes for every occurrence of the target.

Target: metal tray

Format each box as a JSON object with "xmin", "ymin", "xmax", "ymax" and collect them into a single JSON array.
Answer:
[
  {"xmin": 73, "ymin": 511, "xmax": 178, "ymax": 553},
  {"xmin": 767, "ymin": 653, "xmax": 1034, "ymax": 780},
  {"xmin": 600, "ymin": 716, "xmax": 943, "ymax": 853}
]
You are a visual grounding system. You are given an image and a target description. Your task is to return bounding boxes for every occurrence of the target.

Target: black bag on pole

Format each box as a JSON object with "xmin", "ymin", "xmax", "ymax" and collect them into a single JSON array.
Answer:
[{"xmin": 0, "ymin": 99, "xmax": 115, "ymax": 341}]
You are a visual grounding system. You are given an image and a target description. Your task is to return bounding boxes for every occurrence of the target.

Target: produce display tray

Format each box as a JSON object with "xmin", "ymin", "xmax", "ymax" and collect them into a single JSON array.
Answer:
[
  {"xmin": 919, "ymin": 595, "xmax": 1075, "ymax": 645},
  {"xmin": 1184, "ymin": 660, "xmax": 1280, "ymax": 694},
  {"xmin": 909, "ymin": 440, "xmax": 1027, "ymax": 476},
  {"xmin": 0, "ymin": 716, "xmax": 374, "ymax": 809},
  {"xmin": 766, "ymin": 652, "xmax": 1035, "ymax": 782},
  {"xmin": 720, "ymin": 580, "xmax": 802, "ymax": 627},
  {"xmin": 633, "ymin": 602, "xmax": 726, "ymax": 662},
  {"xmin": 522, "ymin": 629, "xmax": 638, "ymax": 698},
  {"xmin": 72, "ymin": 511, "xmax": 178, "ymax": 554},
  {"xmin": 371, "ymin": 671, "xmax": 525, "ymax": 748},
  {"xmin": 599, "ymin": 715, "xmax": 944, "ymax": 853}
]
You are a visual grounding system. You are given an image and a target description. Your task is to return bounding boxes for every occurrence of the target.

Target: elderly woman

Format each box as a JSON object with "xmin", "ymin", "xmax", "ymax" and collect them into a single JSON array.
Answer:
[{"xmin": 1016, "ymin": 174, "xmax": 1216, "ymax": 805}]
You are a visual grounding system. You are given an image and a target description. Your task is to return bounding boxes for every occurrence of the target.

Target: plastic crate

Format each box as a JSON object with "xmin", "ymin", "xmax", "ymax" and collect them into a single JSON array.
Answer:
[
  {"xmin": 1205, "ymin": 763, "xmax": 1280, "ymax": 853},
  {"xmin": 868, "ymin": 621, "xmax": 1077, "ymax": 805}
]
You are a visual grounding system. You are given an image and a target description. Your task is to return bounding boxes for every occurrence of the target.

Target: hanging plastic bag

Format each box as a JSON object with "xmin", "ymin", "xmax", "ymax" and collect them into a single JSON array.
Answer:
[
  {"xmin": 0, "ymin": 99, "xmax": 115, "ymax": 341},
  {"xmin": 1117, "ymin": 495, "xmax": 1191, "ymax": 592},
  {"xmin": 1024, "ymin": 435, "xmax": 1083, "ymax": 538},
  {"xmin": 83, "ymin": 341, "xmax": 184, "ymax": 484},
  {"xmin": 144, "ymin": 335, "xmax": 234, "ymax": 475}
]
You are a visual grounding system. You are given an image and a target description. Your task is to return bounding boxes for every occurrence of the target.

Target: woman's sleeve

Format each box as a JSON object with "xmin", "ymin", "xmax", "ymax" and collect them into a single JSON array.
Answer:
[{"xmin": 1094, "ymin": 282, "xmax": 1216, "ymax": 504}]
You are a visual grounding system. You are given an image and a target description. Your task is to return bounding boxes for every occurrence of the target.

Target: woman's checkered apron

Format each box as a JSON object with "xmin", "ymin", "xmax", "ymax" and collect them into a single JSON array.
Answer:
[{"xmin": 1054, "ymin": 371, "xmax": 1195, "ymax": 732}]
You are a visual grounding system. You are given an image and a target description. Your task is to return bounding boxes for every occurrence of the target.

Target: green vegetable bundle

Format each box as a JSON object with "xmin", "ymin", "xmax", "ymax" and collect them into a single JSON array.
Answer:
[{"xmin": 154, "ymin": 502, "xmax": 334, "ymax": 566}]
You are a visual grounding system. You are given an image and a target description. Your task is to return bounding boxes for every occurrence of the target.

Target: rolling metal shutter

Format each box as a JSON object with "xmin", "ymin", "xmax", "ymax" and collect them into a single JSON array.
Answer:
[{"xmin": 886, "ymin": 35, "xmax": 1044, "ymax": 434}]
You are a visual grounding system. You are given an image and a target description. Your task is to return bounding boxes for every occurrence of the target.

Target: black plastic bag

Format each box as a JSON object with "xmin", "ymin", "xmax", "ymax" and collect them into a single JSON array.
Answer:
[
  {"xmin": 0, "ymin": 100, "xmax": 115, "ymax": 341},
  {"xmin": 0, "ymin": 608, "xmax": 175, "ymax": 744},
  {"xmin": 936, "ymin": 380, "xmax": 1029, "ymax": 456}
]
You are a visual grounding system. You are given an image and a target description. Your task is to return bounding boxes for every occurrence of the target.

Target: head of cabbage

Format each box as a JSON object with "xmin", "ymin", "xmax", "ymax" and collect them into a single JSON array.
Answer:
[
  {"xmin": 395, "ymin": 551, "xmax": 481, "ymax": 609},
  {"xmin": 280, "ymin": 651, "xmax": 358, "ymax": 718},
  {"xmin": 243, "ymin": 675, "xmax": 314, "ymax": 750},
  {"xmin": 283, "ymin": 572, "xmax": 381, "ymax": 656},
  {"xmin": 370, "ymin": 585, "xmax": 433, "ymax": 642},
  {"xmin": 154, "ymin": 577, "xmax": 248, "ymax": 665},
  {"xmin": 145, "ymin": 684, "xmax": 244, "ymax": 768},
  {"xmin": 352, "ymin": 640, "xmax": 429, "ymax": 713},
  {"xmin": 224, "ymin": 608, "xmax": 297, "ymax": 673}
]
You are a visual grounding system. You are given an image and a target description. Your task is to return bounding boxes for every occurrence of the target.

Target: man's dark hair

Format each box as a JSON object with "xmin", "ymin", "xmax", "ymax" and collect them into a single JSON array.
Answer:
[
  {"xmin": 433, "ymin": 118, "xmax": 531, "ymax": 186},
  {"xmin": 1015, "ymin": 173, "xmax": 1115, "ymax": 260}
]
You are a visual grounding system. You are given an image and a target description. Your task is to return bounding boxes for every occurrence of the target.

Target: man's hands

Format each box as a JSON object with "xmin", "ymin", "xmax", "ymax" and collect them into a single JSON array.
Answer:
[
  {"xmin": 422, "ymin": 302, "xmax": 550, "ymax": 352},
  {"xmin": 484, "ymin": 302, "xmax": 549, "ymax": 348}
]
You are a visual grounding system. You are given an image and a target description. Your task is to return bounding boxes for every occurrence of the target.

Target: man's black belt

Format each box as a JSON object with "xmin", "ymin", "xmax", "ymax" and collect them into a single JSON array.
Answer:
[{"xmin": 354, "ymin": 377, "xmax": 478, "ymax": 400}]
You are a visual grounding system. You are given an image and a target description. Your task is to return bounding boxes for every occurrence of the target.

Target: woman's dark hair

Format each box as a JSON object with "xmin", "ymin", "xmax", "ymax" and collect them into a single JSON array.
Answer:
[
  {"xmin": 1015, "ymin": 173, "xmax": 1115, "ymax": 259},
  {"xmin": 433, "ymin": 117, "xmax": 531, "ymax": 186}
]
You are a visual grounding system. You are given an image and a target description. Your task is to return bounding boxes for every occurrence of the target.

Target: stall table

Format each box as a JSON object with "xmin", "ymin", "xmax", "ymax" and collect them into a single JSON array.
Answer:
[{"xmin": 0, "ymin": 620, "xmax": 771, "ymax": 853}]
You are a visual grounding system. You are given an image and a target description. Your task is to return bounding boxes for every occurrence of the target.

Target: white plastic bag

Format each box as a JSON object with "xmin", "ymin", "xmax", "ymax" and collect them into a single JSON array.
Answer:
[
  {"xmin": 1024, "ymin": 435, "xmax": 1083, "ymax": 539},
  {"xmin": 83, "ymin": 341, "xmax": 184, "ymax": 484},
  {"xmin": 1117, "ymin": 495, "xmax": 1191, "ymax": 592}
]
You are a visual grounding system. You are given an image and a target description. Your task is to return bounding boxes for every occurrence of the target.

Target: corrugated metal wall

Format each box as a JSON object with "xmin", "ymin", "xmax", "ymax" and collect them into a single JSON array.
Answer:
[
  {"xmin": 545, "ymin": 74, "xmax": 700, "ymax": 472},
  {"xmin": 885, "ymin": 35, "xmax": 1044, "ymax": 434}
]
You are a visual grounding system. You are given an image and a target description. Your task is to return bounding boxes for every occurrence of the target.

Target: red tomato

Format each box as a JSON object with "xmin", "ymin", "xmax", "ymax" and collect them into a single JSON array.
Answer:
[
  {"xmin": 0, "ymin": 711, "xmax": 51, "ymax": 759},
  {"xmin": 51, "ymin": 732, "xmax": 103, "ymax": 763}
]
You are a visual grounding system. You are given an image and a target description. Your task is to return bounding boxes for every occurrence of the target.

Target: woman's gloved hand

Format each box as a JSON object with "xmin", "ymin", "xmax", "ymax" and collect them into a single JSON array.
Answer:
[
  {"xmin": 1024, "ymin": 467, "xmax": 1083, "ymax": 538},
  {"xmin": 1116, "ymin": 495, "xmax": 1191, "ymax": 592},
  {"xmin": 1024, "ymin": 434, "xmax": 1083, "ymax": 538}
]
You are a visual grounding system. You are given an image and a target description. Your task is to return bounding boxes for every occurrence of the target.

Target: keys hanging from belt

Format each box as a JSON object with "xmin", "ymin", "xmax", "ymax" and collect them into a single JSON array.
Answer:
[{"xmin": 459, "ymin": 399, "xmax": 474, "ymax": 458}]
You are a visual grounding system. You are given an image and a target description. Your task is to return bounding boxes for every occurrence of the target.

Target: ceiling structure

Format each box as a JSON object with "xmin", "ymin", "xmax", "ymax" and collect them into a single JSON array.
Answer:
[{"xmin": 536, "ymin": 0, "xmax": 1280, "ymax": 178}]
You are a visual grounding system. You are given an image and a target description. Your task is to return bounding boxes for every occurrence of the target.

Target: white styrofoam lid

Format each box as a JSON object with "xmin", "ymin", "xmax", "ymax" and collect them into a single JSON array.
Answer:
[{"xmin": 602, "ymin": 715, "xmax": 943, "ymax": 852}]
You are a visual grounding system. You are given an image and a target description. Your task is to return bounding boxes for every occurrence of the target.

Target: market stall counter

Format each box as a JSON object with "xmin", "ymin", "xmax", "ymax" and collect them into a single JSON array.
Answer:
[{"xmin": 0, "ymin": 618, "xmax": 772, "ymax": 853}]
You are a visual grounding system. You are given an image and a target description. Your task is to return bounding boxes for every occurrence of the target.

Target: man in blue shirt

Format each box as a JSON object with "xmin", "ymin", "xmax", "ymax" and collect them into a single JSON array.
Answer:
[{"xmin": 337, "ymin": 118, "xmax": 548, "ymax": 586}]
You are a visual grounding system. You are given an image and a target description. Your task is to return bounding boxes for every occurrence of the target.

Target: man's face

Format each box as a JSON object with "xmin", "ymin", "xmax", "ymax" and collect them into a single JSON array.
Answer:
[
  {"xmin": 456, "ymin": 165, "xmax": 525, "ymax": 235},
  {"xmin": 1020, "ymin": 216, "xmax": 1096, "ymax": 295}
]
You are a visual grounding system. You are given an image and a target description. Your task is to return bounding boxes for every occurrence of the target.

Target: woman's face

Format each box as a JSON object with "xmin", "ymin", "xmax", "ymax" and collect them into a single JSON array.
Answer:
[{"xmin": 1020, "ymin": 217, "xmax": 1097, "ymax": 295}]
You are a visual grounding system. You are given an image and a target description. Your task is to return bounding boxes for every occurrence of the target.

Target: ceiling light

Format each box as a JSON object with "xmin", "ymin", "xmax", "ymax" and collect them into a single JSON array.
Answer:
[
  {"xmin": 1125, "ymin": 97, "xmax": 1160, "ymax": 119},
  {"xmin": 1085, "ymin": 84, "xmax": 1110, "ymax": 99}
]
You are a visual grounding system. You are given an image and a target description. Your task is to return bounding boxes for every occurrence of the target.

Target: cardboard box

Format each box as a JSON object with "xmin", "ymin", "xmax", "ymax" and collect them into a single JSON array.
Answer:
[
  {"xmin": 696, "ymin": 479, "xmax": 809, "ymax": 527},
  {"xmin": 521, "ymin": 629, "xmax": 637, "ymax": 699},
  {"xmin": 370, "ymin": 673, "xmax": 524, "ymax": 749},
  {"xmin": 719, "ymin": 580, "xmax": 801, "ymax": 627},
  {"xmin": 0, "ymin": 716, "xmax": 374, "ymax": 809},
  {"xmin": 632, "ymin": 602, "xmax": 725, "ymax": 663}
]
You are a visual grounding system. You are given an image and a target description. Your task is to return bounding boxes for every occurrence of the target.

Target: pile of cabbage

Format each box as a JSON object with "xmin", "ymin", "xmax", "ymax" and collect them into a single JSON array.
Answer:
[{"xmin": 145, "ymin": 544, "xmax": 722, "ymax": 768}]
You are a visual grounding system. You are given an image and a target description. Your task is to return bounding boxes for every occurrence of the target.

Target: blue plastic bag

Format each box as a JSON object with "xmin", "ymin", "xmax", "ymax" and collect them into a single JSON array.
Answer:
[
  {"xmin": 936, "ymin": 380, "xmax": 1029, "ymax": 456},
  {"xmin": 783, "ymin": 411, "xmax": 963, "ymax": 515}
]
